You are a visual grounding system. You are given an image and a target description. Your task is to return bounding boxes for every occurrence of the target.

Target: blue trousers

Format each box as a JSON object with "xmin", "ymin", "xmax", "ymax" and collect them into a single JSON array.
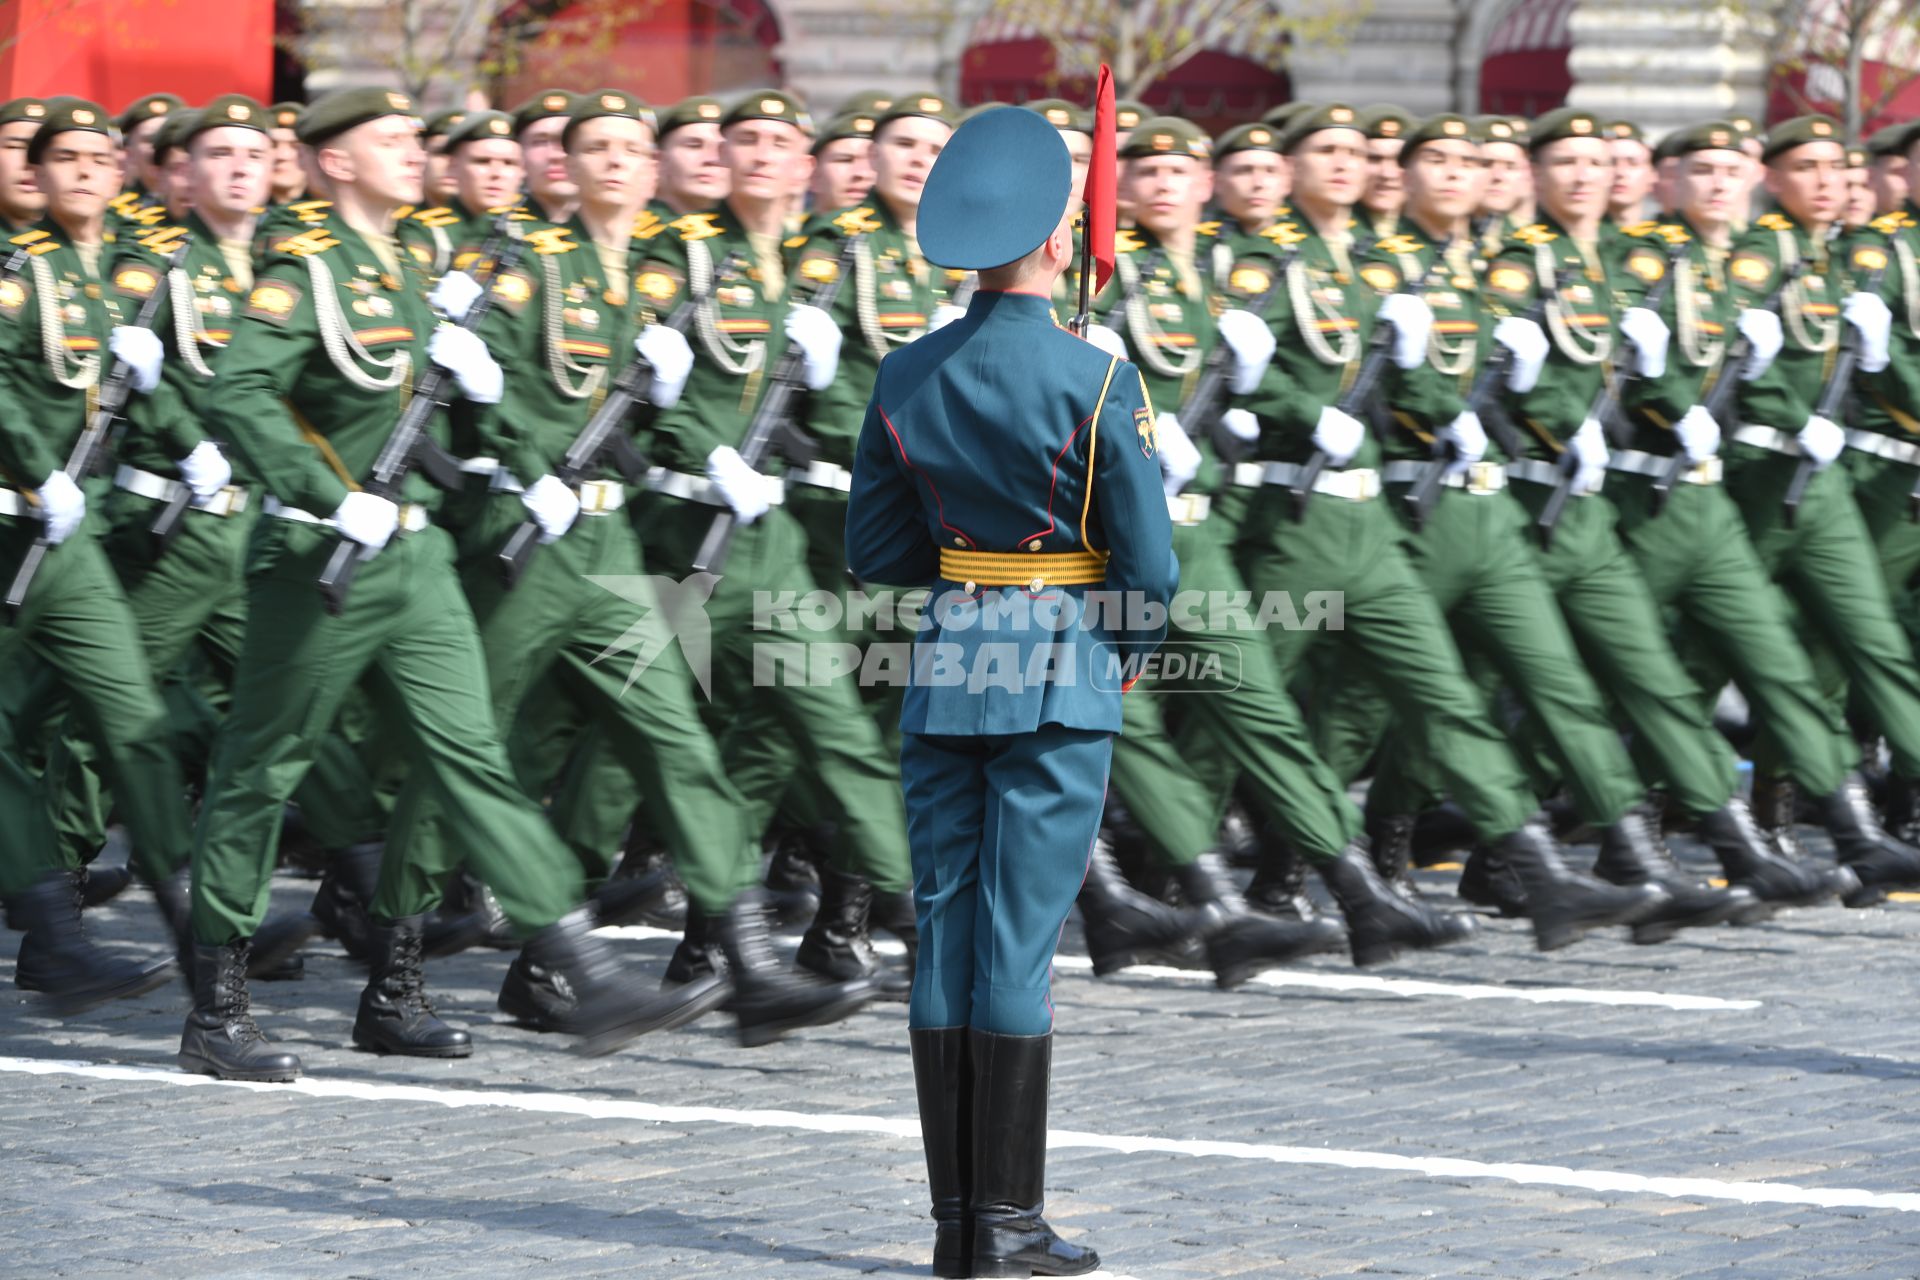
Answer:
[{"xmin": 900, "ymin": 725, "xmax": 1111, "ymax": 1036}]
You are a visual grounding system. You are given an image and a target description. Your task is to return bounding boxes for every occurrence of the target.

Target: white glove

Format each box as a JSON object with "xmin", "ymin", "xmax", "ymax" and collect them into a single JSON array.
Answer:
[
  {"xmin": 785, "ymin": 304, "xmax": 842, "ymax": 391},
  {"xmin": 1569, "ymin": 418, "xmax": 1609, "ymax": 495},
  {"xmin": 35, "ymin": 470, "xmax": 85, "ymax": 545},
  {"xmin": 1083, "ymin": 322, "xmax": 1128, "ymax": 361},
  {"xmin": 1618, "ymin": 306, "xmax": 1670, "ymax": 379},
  {"xmin": 928, "ymin": 305, "xmax": 967, "ymax": 332},
  {"xmin": 177, "ymin": 440, "xmax": 232, "ymax": 502},
  {"xmin": 635, "ymin": 324, "xmax": 693, "ymax": 408},
  {"xmin": 1155, "ymin": 413, "xmax": 1202, "ymax": 497},
  {"xmin": 1438, "ymin": 410, "xmax": 1487, "ymax": 467},
  {"xmin": 1735, "ymin": 308, "xmax": 1784, "ymax": 381},
  {"xmin": 1312, "ymin": 405, "xmax": 1365, "ymax": 467},
  {"xmin": 428, "ymin": 326, "xmax": 503, "ymax": 404},
  {"xmin": 1843, "ymin": 291, "xmax": 1893, "ymax": 374},
  {"xmin": 109, "ymin": 326, "xmax": 164, "ymax": 394},
  {"xmin": 1493, "ymin": 316, "xmax": 1549, "ymax": 393},
  {"xmin": 706, "ymin": 445, "xmax": 779, "ymax": 525},
  {"xmin": 428, "ymin": 270, "xmax": 483, "ymax": 322},
  {"xmin": 1221, "ymin": 408, "xmax": 1260, "ymax": 442},
  {"xmin": 1216, "ymin": 309, "xmax": 1276, "ymax": 395},
  {"xmin": 1673, "ymin": 405, "xmax": 1721, "ymax": 463},
  {"xmin": 1376, "ymin": 292, "xmax": 1434, "ymax": 371},
  {"xmin": 1798, "ymin": 414, "xmax": 1845, "ymax": 470},
  {"xmin": 331, "ymin": 491, "xmax": 399, "ymax": 550},
  {"xmin": 521, "ymin": 473, "xmax": 581, "ymax": 544}
]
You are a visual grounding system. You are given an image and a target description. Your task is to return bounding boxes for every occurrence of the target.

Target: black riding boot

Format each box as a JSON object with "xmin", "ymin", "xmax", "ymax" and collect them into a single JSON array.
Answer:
[
  {"xmin": 177, "ymin": 942, "xmax": 302, "ymax": 1081},
  {"xmin": 968, "ymin": 1030, "xmax": 1099, "ymax": 1277},
  {"xmin": 353, "ymin": 915, "xmax": 473, "ymax": 1057},
  {"xmin": 910, "ymin": 1027, "xmax": 972, "ymax": 1279}
]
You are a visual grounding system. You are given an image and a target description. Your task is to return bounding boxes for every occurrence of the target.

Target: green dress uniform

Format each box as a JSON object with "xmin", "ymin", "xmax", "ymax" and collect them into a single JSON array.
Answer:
[
  {"xmin": 396, "ymin": 196, "xmax": 502, "ymax": 280},
  {"xmin": 1844, "ymin": 207, "xmax": 1920, "ymax": 648}
]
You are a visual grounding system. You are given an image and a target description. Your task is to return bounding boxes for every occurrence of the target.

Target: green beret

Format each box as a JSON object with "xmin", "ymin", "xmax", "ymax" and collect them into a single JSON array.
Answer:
[
  {"xmin": 1115, "ymin": 100, "xmax": 1150, "ymax": 132},
  {"xmin": 296, "ymin": 87, "xmax": 421, "ymax": 146},
  {"xmin": 876, "ymin": 91, "xmax": 954, "ymax": 134},
  {"xmin": 422, "ymin": 109, "xmax": 467, "ymax": 142},
  {"xmin": 444, "ymin": 109, "xmax": 517, "ymax": 151},
  {"xmin": 1604, "ymin": 119, "xmax": 1647, "ymax": 146},
  {"xmin": 811, "ymin": 112, "xmax": 876, "ymax": 153},
  {"xmin": 1396, "ymin": 113, "xmax": 1481, "ymax": 165},
  {"xmin": 150, "ymin": 110, "xmax": 200, "ymax": 162},
  {"xmin": 1358, "ymin": 104, "xmax": 1414, "ymax": 142},
  {"xmin": 1868, "ymin": 122, "xmax": 1912, "ymax": 157},
  {"xmin": 836, "ymin": 89, "xmax": 894, "ymax": 118},
  {"xmin": 1261, "ymin": 101, "xmax": 1314, "ymax": 129},
  {"xmin": 115, "ymin": 92, "xmax": 183, "ymax": 134},
  {"xmin": 28, "ymin": 98, "xmax": 118, "ymax": 164},
  {"xmin": 0, "ymin": 97, "xmax": 51, "ymax": 129},
  {"xmin": 184, "ymin": 94, "xmax": 270, "ymax": 144},
  {"xmin": 1658, "ymin": 120, "xmax": 1744, "ymax": 162},
  {"xmin": 1118, "ymin": 116, "xmax": 1210, "ymax": 162},
  {"xmin": 1528, "ymin": 107, "xmax": 1607, "ymax": 152},
  {"xmin": 1762, "ymin": 113, "xmax": 1843, "ymax": 162},
  {"xmin": 721, "ymin": 89, "xmax": 812, "ymax": 134},
  {"xmin": 1024, "ymin": 98, "xmax": 1089, "ymax": 134},
  {"xmin": 564, "ymin": 90, "xmax": 655, "ymax": 147},
  {"xmin": 269, "ymin": 102, "xmax": 304, "ymax": 131},
  {"xmin": 1278, "ymin": 102, "xmax": 1364, "ymax": 153},
  {"xmin": 1214, "ymin": 122, "xmax": 1285, "ymax": 161},
  {"xmin": 657, "ymin": 96, "xmax": 725, "ymax": 139},
  {"xmin": 511, "ymin": 89, "xmax": 577, "ymax": 135}
]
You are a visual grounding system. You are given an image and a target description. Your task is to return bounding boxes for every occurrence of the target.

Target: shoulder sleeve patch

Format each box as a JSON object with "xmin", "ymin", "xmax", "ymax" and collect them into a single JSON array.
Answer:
[
  {"xmin": 1486, "ymin": 262, "xmax": 1535, "ymax": 298},
  {"xmin": 0, "ymin": 274, "xmax": 30, "ymax": 319},
  {"xmin": 796, "ymin": 249, "xmax": 842, "ymax": 286},
  {"xmin": 1854, "ymin": 243, "xmax": 1891, "ymax": 273},
  {"xmin": 112, "ymin": 263, "xmax": 160, "ymax": 300},
  {"xmin": 489, "ymin": 269, "xmax": 533, "ymax": 314},
  {"xmin": 245, "ymin": 277, "xmax": 305, "ymax": 324},
  {"xmin": 1134, "ymin": 405, "xmax": 1156, "ymax": 459},
  {"xmin": 1625, "ymin": 247, "xmax": 1667, "ymax": 283},
  {"xmin": 1730, "ymin": 253, "xmax": 1773, "ymax": 286},
  {"xmin": 1227, "ymin": 264, "xmax": 1272, "ymax": 298},
  {"xmin": 634, "ymin": 262, "xmax": 685, "ymax": 305},
  {"xmin": 1358, "ymin": 263, "xmax": 1401, "ymax": 292}
]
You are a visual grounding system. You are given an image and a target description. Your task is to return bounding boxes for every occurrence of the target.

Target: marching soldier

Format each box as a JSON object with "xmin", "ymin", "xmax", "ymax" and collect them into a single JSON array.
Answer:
[
  {"xmin": 512, "ymin": 89, "xmax": 579, "ymax": 223},
  {"xmin": 266, "ymin": 102, "xmax": 307, "ymax": 205},
  {"xmin": 1606, "ymin": 120, "xmax": 1656, "ymax": 228},
  {"xmin": 1209, "ymin": 121, "xmax": 1290, "ymax": 259},
  {"xmin": 420, "ymin": 107, "xmax": 468, "ymax": 208},
  {"xmin": 651, "ymin": 96, "xmax": 729, "ymax": 218},
  {"xmin": 397, "ymin": 109, "xmax": 525, "ymax": 277},
  {"xmin": 109, "ymin": 92, "xmax": 182, "ymax": 227},
  {"xmin": 1474, "ymin": 116, "xmax": 1534, "ymax": 258},
  {"xmin": 1357, "ymin": 104, "xmax": 1412, "ymax": 246},
  {"xmin": 807, "ymin": 111, "xmax": 878, "ymax": 214},
  {"xmin": 1865, "ymin": 124, "xmax": 1909, "ymax": 217}
]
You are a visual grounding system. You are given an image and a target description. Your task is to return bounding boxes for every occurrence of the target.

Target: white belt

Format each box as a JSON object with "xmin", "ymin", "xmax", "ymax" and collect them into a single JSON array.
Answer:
[
  {"xmin": 790, "ymin": 460, "xmax": 853, "ymax": 493},
  {"xmin": 1379, "ymin": 459, "xmax": 1508, "ymax": 495},
  {"xmin": 1606, "ymin": 450, "xmax": 1724, "ymax": 486},
  {"xmin": 261, "ymin": 495, "xmax": 430, "ymax": 533},
  {"xmin": 1231, "ymin": 461, "xmax": 1380, "ymax": 502},
  {"xmin": 1731, "ymin": 424, "xmax": 1799, "ymax": 455},
  {"xmin": 0, "ymin": 487, "xmax": 30, "ymax": 518},
  {"xmin": 469, "ymin": 459, "xmax": 625, "ymax": 514},
  {"xmin": 646, "ymin": 467, "xmax": 784, "ymax": 508},
  {"xmin": 113, "ymin": 465, "xmax": 251, "ymax": 517},
  {"xmin": 1505, "ymin": 457, "xmax": 1603, "ymax": 497},
  {"xmin": 1166, "ymin": 492, "xmax": 1212, "ymax": 524},
  {"xmin": 1846, "ymin": 430, "xmax": 1920, "ymax": 466}
]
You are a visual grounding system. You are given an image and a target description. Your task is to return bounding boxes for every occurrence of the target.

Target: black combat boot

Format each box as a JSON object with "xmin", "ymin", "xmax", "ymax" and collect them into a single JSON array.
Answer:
[
  {"xmin": 78, "ymin": 863, "xmax": 132, "ymax": 907},
  {"xmin": 1695, "ymin": 798, "xmax": 1849, "ymax": 908},
  {"xmin": 1456, "ymin": 844, "xmax": 1529, "ymax": 916},
  {"xmin": 609, "ymin": 836, "xmax": 689, "ymax": 928},
  {"xmin": 663, "ymin": 906, "xmax": 722, "ymax": 987},
  {"xmin": 707, "ymin": 891, "xmax": 878, "ymax": 1047},
  {"xmin": 1075, "ymin": 843, "xmax": 1198, "ymax": 975},
  {"xmin": 1593, "ymin": 805, "xmax": 1764, "ymax": 943},
  {"xmin": 497, "ymin": 952, "xmax": 575, "ymax": 1031},
  {"xmin": 910, "ymin": 1027, "xmax": 972, "ymax": 1279},
  {"xmin": 591, "ymin": 855, "xmax": 684, "ymax": 930},
  {"xmin": 763, "ymin": 831, "xmax": 824, "ymax": 927},
  {"xmin": 352, "ymin": 915, "xmax": 473, "ymax": 1057},
  {"xmin": 1244, "ymin": 837, "xmax": 1323, "ymax": 921},
  {"xmin": 1497, "ymin": 823, "xmax": 1668, "ymax": 951},
  {"xmin": 1817, "ymin": 774, "xmax": 1920, "ymax": 906},
  {"xmin": 247, "ymin": 910, "xmax": 323, "ymax": 981},
  {"xmin": 869, "ymin": 886, "xmax": 920, "ymax": 985},
  {"xmin": 1366, "ymin": 813, "xmax": 1421, "ymax": 898},
  {"xmin": 1882, "ymin": 773, "xmax": 1920, "ymax": 847},
  {"xmin": 1316, "ymin": 842, "xmax": 1478, "ymax": 967},
  {"xmin": 177, "ymin": 942, "xmax": 302, "ymax": 1081},
  {"xmin": 417, "ymin": 873, "xmax": 494, "ymax": 959},
  {"xmin": 968, "ymin": 1030, "xmax": 1099, "ymax": 1278},
  {"xmin": 1170, "ymin": 852, "xmax": 1347, "ymax": 989},
  {"xmin": 12, "ymin": 870, "xmax": 174, "ymax": 1008},
  {"xmin": 310, "ymin": 843, "xmax": 381, "ymax": 962},
  {"xmin": 520, "ymin": 910, "xmax": 729, "ymax": 1055},
  {"xmin": 143, "ymin": 865, "xmax": 193, "ymax": 978},
  {"xmin": 796, "ymin": 867, "xmax": 909, "ymax": 1001}
]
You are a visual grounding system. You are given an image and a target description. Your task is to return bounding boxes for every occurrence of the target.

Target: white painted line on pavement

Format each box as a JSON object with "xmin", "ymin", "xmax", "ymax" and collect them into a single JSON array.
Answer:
[
  {"xmin": 0, "ymin": 1055, "xmax": 1906, "ymax": 1215},
  {"xmin": 594, "ymin": 926, "xmax": 1761, "ymax": 1012}
]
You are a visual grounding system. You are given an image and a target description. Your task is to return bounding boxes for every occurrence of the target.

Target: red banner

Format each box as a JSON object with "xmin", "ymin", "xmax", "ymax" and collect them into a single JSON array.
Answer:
[
  {"xmin": 1, "ymin": 0, "xmax": 273, "ymax": 109},
  {"xmin": 1084, "ymin": 62, "xmax": 1117, "ymax": 296}
]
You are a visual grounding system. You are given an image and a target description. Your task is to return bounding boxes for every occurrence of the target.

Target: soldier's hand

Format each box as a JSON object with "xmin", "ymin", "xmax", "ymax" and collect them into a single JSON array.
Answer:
[
  {"xmin": 1221, "ymin": 408, "xmax": 1259, "ymax": 442},
  {"xmin": 177, "ymin": 440, "xmax": 233, "ymax": 502},
  {"xmin": 1375, "ymin": 293, "xmax": 1434, "ymax": 371},
  {"xmin": 109, "ymin": 325, "xmax": 164, "ymax": 394},
  {"xmin": 1155, "ymin": 413, "xmax": 1202, "ymax": 497},
  {"xmin": 785, "ymin": 304, "xmax": 843, "ymax": 390},
  {"xmin": 521, "ymin": 474, "xmax": 581, "ymax": 544},
  {"xmin": 1674, "ymin": 406, "xmax": 1721, "ymax": 463},
  {"xmin": 1439, "ymin": 410, "xmax": 1487, "ymax": 467},
  {"xmin": 1492, "ymin": 316, "xmax": 1548, "ymax": 392},
  {"xmin": 428, "ymin": 270, "xmax": 484, "ymax": 322},
  {"xmin": 35, "ymin": 470, "xmax": 85, "ymax": 545},
  {"xmin": 928, "ymin": 305, "xmax": 967, "ymax": 332},
  {"xmin": 1798, "ymin": 414, "xmax": 1845, "ymax": 471},
  {"xmin": 330, "ymin": 491, "xmax": 400, "ymax": 550},
  {"xmin": 1618, "ymin": 307, "xmax": 1670, "ymax": 379},
  {"xmin": 706, "ymin": 445, "xmax": 779, "ymax": 525},
  {"xmin": 1082, "ymin": 323, "xmax": 1128, "ymax": 361},
  {"xmin": 1843, "ymin": 292, "xmax": 1892, "ymax": 373},
  {"xmin": 1735, "ymin": 308, "xmax": 1783, "ymax": 380},
  {"xmin": 1216, "ymin": 309, "xmax": 1275, "ymax": 394},
  {"xmin": 428, "ymin": 326, "xmax": 504, "ymax": 404},
  {"xmin": 1312, "ymin": 406, "xmax": 1365, "ymax": 468},
  {"xmin": 1570, "ymin": 418, "xmax": 1609, "ymax": 494},
  {"xmin": 635, "ymin": 324, "xmax": 694, "ymax": 408}
]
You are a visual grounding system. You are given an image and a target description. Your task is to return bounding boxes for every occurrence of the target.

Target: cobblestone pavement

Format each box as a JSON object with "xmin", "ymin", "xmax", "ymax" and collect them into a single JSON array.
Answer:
[{"xmin": 4, "ymin": 834, "xmax": 1920, "ymax": 1279}]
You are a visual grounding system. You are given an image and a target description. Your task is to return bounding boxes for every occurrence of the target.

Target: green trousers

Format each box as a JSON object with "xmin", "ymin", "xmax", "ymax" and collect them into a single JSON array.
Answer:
[
  {"xmin": 189, "ymin": 519, "xmax": 584, "ymax": 945},
  {"xmin": 376, "ymin": 493, "xmax": 758, "ymax": 919},
  {"xmin": 1846, "ymin": 450, "xmax": 1920, "ymax": 650},
  {"xmin": 0, "ymin": 519, "xmax": 192, "ymax": 895}
]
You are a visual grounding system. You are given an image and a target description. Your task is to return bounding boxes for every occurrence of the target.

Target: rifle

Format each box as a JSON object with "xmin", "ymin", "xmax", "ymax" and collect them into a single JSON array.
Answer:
[
  {"xmin": 1786, "ymin": 223, "xmax": 1879, "ymax": 529},
  {"xmin": 6, "ymin": 237, "xmax": 192, "ymax": 623},
  {"xmin": 315, "ymin": 213, "xmax": 524, "ymax": 615},
  {"xmin": 496, "ymin": 301, "xmax": 695, "ymax": 588},
  {"xmin": 1535, "ymin": 236, "xmax": 1688, "ymax": 548},
  {"xmin": 1177, "ymin": 239, "xmax": 1303, "ymax": 466},
  {"xmin": 688, "ymin": 235, "xmax": 859, "ymax": 575},
  {"xmin": 1292, "ymin": 239, "xmax": 1452, "ymax": 522},
  {"xmin": 1403, "ymin": 258, "xmax": 1558, "ymax": 532}
]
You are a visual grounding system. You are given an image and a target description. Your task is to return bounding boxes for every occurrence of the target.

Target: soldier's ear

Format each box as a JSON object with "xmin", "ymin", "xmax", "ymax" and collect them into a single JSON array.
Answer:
[{"xmin": 1195, "ymin": 167, "xmax": 1215, "ymax": 206}]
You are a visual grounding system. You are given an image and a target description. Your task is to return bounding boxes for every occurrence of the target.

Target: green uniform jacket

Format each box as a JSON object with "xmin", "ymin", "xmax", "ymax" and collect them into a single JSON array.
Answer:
[
  {"xmin": 1728, "ymin": 211, "xmax": 1851, "ymax": 432},
  {"xmin": 397, "ymin": 197, "xmax": 506, "ymax": 281},
  {"xmin": 1614, "ymin": 218, "xmax": 1738, "ymax": 453},
  {"xmin": 1850, "ymin": 206, "xmax": 1920, "ymax": 441},
  {"xmin": 1368, "ymin": 224, "xmax": 1491, "ymax": 461}
]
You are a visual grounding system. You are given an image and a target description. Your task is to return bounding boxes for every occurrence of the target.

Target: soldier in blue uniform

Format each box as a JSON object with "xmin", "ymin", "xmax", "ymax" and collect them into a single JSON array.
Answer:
[{"xmin": 847, "ymin": 107, "xmax": 1177, "ymax": 1279}]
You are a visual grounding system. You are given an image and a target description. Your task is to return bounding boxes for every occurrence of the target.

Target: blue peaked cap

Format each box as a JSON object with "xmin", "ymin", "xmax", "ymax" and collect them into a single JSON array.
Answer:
[{"xmin": 918, "ymin": 106, "xmax": 1072, "ymax": 271}]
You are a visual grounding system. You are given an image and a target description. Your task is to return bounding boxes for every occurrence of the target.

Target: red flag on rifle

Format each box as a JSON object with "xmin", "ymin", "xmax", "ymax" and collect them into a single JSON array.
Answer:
[{"xmin": 1085, "ymin": 63, "xmax": 1117, "ymax": 295}]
